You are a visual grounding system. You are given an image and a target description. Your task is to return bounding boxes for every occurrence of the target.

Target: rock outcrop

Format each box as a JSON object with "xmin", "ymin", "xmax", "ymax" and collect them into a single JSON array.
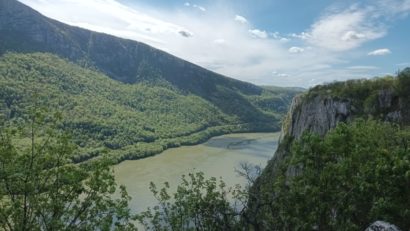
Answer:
[
  {"xmin": 247, "ymin": 74, "xmax": 410, "ymax": 229},
  {"xmin": 264, "ymin": 85, "xmax": 407, "ymax": 181},
  {"xmin": 282, "ymin": 87, "xmax": 403, "ymax": 142},
  {"xmin": 284, "ymin": 94, "xmax": 351, "ymax": 140},
  {"xmin": 365, "ymin": 221, "xmax": 401, "ymax": 231}
]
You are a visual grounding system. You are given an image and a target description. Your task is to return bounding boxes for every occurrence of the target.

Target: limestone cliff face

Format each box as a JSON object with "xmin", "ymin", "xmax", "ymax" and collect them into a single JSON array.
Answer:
[
  {"xmin": 281, "ymin": 88, "xmax": 402, "ymax": 141},
  {"xmin": 283, "ymin": 94, "xmax": 351, "ymax": 140},
  {"xmin": 255, "ymin": 85, "xmax": 405, "ymax": 186}
]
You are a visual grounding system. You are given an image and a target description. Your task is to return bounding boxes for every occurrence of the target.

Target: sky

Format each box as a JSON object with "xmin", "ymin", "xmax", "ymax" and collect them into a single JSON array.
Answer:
[{"xmin": 19, "ymin": 0, "xmax": 410, "ymax": 87}]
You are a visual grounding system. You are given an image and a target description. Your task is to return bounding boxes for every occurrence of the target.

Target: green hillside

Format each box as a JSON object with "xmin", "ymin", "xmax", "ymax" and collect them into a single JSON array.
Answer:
[
  {"xmin": 0, "ymin": 52, "xmax": 298, "ymax": 162},
  {"xmin": 0, "ymin": 0, "xmax": 299, "ymax": 124}
]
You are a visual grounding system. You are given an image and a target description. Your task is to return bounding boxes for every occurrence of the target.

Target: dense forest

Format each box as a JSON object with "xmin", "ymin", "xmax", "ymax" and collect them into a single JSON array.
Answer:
[
  {"xmin": 0, "ymin": 52, "xmax": 299, "ymax": 163},
  {"xmin": 0, "ymin": 0, "xmax": 299, "ymax": 127}
]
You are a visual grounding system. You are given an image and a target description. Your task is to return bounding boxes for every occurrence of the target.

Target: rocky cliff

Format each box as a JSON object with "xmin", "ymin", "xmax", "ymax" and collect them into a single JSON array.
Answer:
[
  {"xmin": 282, "ymin": 85, "xmax": 404, "ymax": 141},
  {"xmin": 262, "ymin": 76, "xmax": 408, "ymax": 180},
  {"xmin": 246, "ymin": 70, "xmax": 410, "ymax": 229},
  {"xmin": 282, "ymin": 94, "xmax": 351, "ymax": 140}
]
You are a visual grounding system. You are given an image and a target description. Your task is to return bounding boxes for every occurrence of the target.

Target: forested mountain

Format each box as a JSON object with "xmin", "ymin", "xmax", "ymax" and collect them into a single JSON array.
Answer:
[
  {"xmin": 0, "ymin": 0, "xmax": 301, "ymax": 162},
  {"xmin": 0, "ymin": 52, "xmax": 299, "ymax": 163},
  {"xmin": 0, "ymin": 0, "xmax": 299, "ymax": 124}
]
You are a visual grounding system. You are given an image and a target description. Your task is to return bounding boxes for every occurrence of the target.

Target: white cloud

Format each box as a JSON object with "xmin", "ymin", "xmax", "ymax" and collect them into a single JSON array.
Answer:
[
  {"xmin": 305, "ymin": 8, "xmax": 386, "ymax": 51},
  {"xmin": 289, "ymin": 32, "xmax": 311, "ymax": 40},
  {"xmin": 341, "ymin": 31, "xmax": 366, "ymax": 41},
  {"xmin": 271, "ymin": 32, "xmax": 290, "ymax": 42},
  {"xmin": 234, "ymin": 15, "xmax": 248, "ymax": 24},
  {"xmin": 279, "ymin": 38, "xmax": 289, "ymax": 42},
  {"xmin": 184, "ymin": 2, "xmax": 206, "ymax": 12},
  {"xmin": 193, "ymin": 4, "xmax": 206, "ymax": 12},
  {"xmin": 272, "ymin": 71, "xmax": 288, "ymax": 77},
  {"xmin": 248, "ymin": 29, "xmax": 268, "ymax": 39},
  {"xmin": 288, "ymin": 46, "xmax": 304, "ymax": 54},
  {"xmin": 368, "ymin": 48, "xmax": 391, "ymax": 56},
  {"xmin": 213, "ymin": 39, "xmax": 226, "ymax": 45}
]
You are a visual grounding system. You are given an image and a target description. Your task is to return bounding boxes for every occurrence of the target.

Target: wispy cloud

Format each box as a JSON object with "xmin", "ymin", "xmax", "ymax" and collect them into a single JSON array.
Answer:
[
  {"xmin": 304, "ymin": 7, "xmax": 386, "ymax": 51},
  {"xmin": 184, "ymin": 2, "xmax": 206, "ymax": 12},
  {"xmin": 248, "ymin": 29, "xmax": 268, "ymax": 39},
  {"xmin": 368, "ymin": 48, "xmax": 391, "ymax": 56},
  {"xmin": 234, "ymin": 15, "xmax": 248, "ymax": 24},
  {"xmin": 288, "ymin": 46, "xmax": 304, "ymax": 54}
]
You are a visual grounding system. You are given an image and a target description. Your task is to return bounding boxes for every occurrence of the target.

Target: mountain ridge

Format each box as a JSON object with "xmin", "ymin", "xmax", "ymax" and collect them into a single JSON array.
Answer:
[
  {"xmin": 0, "ymin": 0, "xmax": 299, "ymax": 123},
  {"xmin": 0, "ymin": 0, "xmax": 259, "ymax": 91},
  {"xmin": 0, "ymin": 52, "xmax": 288, "ymax": 163},
  {"xmin": 0, "ymin": 0, "xmax": 302, "ymax": 162}
]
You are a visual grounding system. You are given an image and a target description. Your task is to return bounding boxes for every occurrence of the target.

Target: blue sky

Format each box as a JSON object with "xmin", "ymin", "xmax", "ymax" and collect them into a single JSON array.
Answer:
[{"xmin": 20, "ymin": 0, "xmax": 410, "ymax": 87}]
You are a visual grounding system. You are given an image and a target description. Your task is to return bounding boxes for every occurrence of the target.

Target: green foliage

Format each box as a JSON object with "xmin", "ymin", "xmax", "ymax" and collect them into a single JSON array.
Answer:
[
  {"xmin": 249, "ymin": 120, "xmax": 410, "ymax": 230},
  {"xmin": 0, "ymin": 0, "xmax": 301, "ymax": 129},
  {"xmin": 137, "ymin": 172, "xmax": 245, "ymax": 231},
  {"xmin": 0, "ymin": 52, "xmax": 290, "ymax": 163},
  {"xmin": 300, "ymin": 69, "xmax": 410, "ymax": 123},
  {"xmin": 0, "ymin": 110, "xmax": 136, "ymax": 230},
  {"xmin": 307, "ymin": 76, "xmax": 395, "ymax": 100}
]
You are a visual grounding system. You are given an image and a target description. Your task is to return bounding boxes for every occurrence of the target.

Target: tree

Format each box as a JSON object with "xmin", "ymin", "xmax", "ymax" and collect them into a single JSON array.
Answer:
[
  {"xmin": 252, "ymin": 120, "xmax": 410, "ymax": 230},
  {"xmin": 0, "ymin": 109, "xmax": 136, "ymax": 230},
  {"xmin": 136, "ymin": 172, "xmax": 246, "ymax": 231}
]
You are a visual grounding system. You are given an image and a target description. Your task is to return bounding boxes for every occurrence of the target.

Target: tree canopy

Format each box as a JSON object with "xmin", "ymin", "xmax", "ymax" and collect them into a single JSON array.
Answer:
[
  {"xmin": 0, "ymin": 110, "xmax": 136, "ymax": 230},
  {"xmin": 247, "ymin": 120, "xmax": 410, "ymax": 230}
]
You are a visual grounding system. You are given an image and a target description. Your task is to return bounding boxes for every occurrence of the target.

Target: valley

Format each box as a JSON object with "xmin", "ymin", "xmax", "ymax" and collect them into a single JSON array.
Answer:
[{"xmin": 1, "ymin": 0, "xmax": 409, "ymax": 230}]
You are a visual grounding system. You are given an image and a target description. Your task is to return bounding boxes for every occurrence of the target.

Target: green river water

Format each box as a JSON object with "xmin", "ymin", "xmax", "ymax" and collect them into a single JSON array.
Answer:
[{"xmin": 113, "ymin": 132, "xmax": 280, "ymax": 214}]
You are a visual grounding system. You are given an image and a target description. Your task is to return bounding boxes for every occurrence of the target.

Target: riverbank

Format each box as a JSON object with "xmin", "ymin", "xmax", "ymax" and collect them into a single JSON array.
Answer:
[{"xmin": 76, "ymin": 122, "xmax": 280, "ymax": 165}]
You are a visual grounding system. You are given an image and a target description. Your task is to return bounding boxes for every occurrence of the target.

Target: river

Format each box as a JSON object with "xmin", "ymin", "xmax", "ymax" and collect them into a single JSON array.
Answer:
[{"xmin": 113, "ymin": 132, "xmax": 280, "ymax": 214}]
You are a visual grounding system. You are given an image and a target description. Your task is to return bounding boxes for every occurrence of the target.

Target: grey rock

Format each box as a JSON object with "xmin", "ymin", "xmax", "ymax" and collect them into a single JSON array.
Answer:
[
  {"xmin": 386, "ymin": 111, "xmax": 402, "ymax": 122},
  {"xmin": 365, "ymin": 221, "xmax": 401, "ymax": 231},
  {"xmin": 378, "ymin": 89, "xmax": 395, "ymax": 109},
  {"xmin": 285, "ymin": 95, "xmax": 351, "ymax": 139}
]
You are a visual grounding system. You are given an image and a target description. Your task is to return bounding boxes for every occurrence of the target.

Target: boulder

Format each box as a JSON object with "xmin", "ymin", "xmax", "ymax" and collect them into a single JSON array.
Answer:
[{"xmin": 365, "ymin": 221, "xmax": 401, "ymax": 231}]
